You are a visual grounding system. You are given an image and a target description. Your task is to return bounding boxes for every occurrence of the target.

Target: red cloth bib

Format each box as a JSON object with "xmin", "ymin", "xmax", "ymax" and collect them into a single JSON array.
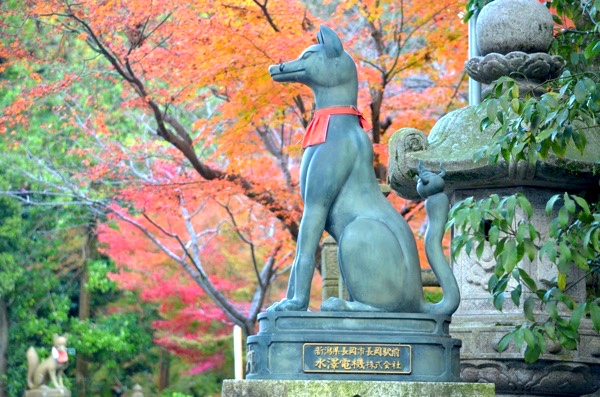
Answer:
[
  {"xmin": 52, "ymin": 347, "xmax": 69, "ymax": 363},
  {"xmin": 57, "ymin": 350, "xmax": 68, "ymax": 363},
  {"xmin": 302, "ymin": 106, "xmax": 371, "ymax": 149}
]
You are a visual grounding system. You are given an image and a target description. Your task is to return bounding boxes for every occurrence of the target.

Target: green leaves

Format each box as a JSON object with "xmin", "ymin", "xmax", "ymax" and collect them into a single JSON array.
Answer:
[
  {"xmin": 584, "ymin": 40, "xmax": 600, "ymax": 60},
  {"xmin": 523, "ymin": 296, "xmax": 536, "ymax": 321},
  {"xmin": 591, "ymin": 302, "xmax": 600, "ymax": 332},
  {"xmin": 544, "ymin": 194, "xmax": 599, "ymax": 274},
  {"xmin": 0, "ymin": 196, "xmax": 24, "ymax": 296},
  {"xmin": 449, "ymin": 192, "xmax": 538, "ymax": 270},
  {"xmin": 494, "ymin": 325, "xmax": 548, "ymax": 363},
  {"xmin": 450, "ymin": 189, "xmax": 600, "ymax": 363},
  {"xmin": 474, "ymin": 71, "xmax": 598, "ymax": 165}
]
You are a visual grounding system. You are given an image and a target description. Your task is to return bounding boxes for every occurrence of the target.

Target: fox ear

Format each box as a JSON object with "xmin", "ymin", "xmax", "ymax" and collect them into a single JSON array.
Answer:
[{"xmin": 317, "ymin": 25, "xmax": 343, "ymax": 58}]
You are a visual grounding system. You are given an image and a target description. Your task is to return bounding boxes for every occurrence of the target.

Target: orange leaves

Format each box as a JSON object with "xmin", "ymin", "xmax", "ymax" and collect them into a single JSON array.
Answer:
[{"xmin": 1, "ymin": 0, "xmax": 471, "ymax": 357}]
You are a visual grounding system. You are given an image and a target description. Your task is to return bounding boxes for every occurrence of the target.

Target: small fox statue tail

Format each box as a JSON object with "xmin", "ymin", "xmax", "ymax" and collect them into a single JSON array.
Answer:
[{"xmin": 26, "ymin": 347, "xmax": 40, "ymax": 389}]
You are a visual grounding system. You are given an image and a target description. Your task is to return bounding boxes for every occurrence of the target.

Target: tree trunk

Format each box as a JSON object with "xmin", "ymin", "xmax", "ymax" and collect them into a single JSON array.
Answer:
[
  {"xmin": 0, "ymin": 299, "xmax": 8, "ymax": 397},
  {"xmin": 75, "ymin": 263, "xmax": 89, "ymax": 397},
  {"xmin": 76, "ymin": 224, "xmax": 96, "ymax": 397},
  {"xmin": 157, "ymin": 349, "xmax": 170, "ymax": 391},
  {"xmin": 370, "ymin": 86, "xmax": 387, "ymax": 181}
]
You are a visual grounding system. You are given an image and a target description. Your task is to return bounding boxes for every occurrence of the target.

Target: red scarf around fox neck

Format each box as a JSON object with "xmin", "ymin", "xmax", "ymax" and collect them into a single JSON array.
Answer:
[
  {"xmin": 52, "ymin": 347, "xmax": 68, "ymax": 363},
  {"xmin": 302, "ymin": 106, "xmax": 371, "ymax": 149}
]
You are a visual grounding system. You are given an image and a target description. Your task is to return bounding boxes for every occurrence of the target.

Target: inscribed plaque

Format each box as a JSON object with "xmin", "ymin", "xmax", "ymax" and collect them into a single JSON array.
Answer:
[{"xmin": 303, "ymin": 343, "xmax": 412, "ymax": 374}]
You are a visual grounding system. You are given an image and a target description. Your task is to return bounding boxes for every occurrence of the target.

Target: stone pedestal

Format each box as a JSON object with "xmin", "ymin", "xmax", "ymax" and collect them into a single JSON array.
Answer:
[
  {"xmin": 25, "ymin": 388, "xmax": 71, "ymax": 397},
  {"xmin": 246, "ymin": 311, "xmax": 461, "ymax": 382},
  {"xmin": 223, "ymin": 380, "xmax": 495, "ymax": 397}
]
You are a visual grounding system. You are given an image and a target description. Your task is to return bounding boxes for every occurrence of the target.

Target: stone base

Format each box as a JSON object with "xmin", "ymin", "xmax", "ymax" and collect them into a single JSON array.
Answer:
[
  {"xmin": 246, "ymin": 311, "xmax": 461, "ymax": 382},
  {"xmin": 452, "ymin": 318, "xmax": 600, "ymax": 397},
  {"xmin": 222, "ymin": 380, "xmax": 495, "ymax": 397},
  {"xmin": 25, "ymin": 388, "xmax": 71, "ymax": 397}
]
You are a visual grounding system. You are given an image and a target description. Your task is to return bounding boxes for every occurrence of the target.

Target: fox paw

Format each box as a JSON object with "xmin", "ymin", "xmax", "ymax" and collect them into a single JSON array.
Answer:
[{"xmin": 267, "ymin": 298, "xmax": 308, "ymax": 312}]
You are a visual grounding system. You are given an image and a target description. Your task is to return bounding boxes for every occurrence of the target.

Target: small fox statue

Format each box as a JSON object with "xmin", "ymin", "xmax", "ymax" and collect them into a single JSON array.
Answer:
[
  {"xmin": 26, "ymin": 334, "xmax": 69, "ymax": 390},
  {"xmin": 267, "ymin": 26, "xmax": 460, "ymax": 315}
]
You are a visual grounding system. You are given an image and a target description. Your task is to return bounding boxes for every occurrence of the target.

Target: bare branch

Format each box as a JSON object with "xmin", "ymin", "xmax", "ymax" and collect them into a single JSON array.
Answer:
[{"xmin": 252, "ymin": 0, "xmax": 280, "ymax": 32}]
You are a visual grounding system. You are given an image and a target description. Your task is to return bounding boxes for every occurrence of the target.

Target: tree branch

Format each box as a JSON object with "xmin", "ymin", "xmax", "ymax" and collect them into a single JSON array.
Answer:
[
  {"xmin": 60, "ymin": 11, "xmax": 300, "ymax": 240},
  {"xmin": 252, "ymin": 0, "xmax": 280, "ymax": 32}
]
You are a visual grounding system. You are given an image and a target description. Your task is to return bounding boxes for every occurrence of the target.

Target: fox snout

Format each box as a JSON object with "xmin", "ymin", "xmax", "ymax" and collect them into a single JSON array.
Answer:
[
  {"xmin": 268, "ymin": 63, "xmax": 285, "ymax": 76},
  {"xmin": 268, "ymin": 63, "xmax": 284, "ymax": 80},
  {"xmin": 269, "ymin": 60, "xmax": 304, "ymax": 82},
  {"xmin": 267, "ymin": 62, "xmax": 285, "ymax": 73}
]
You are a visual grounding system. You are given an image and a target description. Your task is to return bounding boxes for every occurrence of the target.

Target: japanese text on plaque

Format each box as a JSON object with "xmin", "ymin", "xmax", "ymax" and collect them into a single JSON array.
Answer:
[{"xmin": 303, "ymin": 343, "xmax": 411, "ymax": 374}]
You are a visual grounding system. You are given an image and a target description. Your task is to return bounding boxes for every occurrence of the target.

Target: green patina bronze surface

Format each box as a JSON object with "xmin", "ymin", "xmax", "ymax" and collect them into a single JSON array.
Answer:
[
  {"xmin": 267, "ymin": 25, "xmax": 459, "ymax": 316},
  {"xmin": 245, "ymin": 24, "xmax": 463, "ymax": 385},
  {"xmin": 246, "ymin": 312, "xmax": 461, "ymax": 382}
]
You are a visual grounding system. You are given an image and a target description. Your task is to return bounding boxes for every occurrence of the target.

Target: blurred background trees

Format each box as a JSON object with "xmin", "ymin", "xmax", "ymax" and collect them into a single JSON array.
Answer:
[{"xmin": 0, "ymin": 0, "xmax": 467, "ymax": 394}]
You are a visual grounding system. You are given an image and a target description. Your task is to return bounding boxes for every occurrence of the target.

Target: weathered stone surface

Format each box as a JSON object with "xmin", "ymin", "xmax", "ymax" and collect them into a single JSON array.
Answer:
[
  {"xmin": 388, "ymin": 106, "xmax": 600, "ymax": 201},
  {"xmin": 388, "ymin": 99, "xmax": 600, "ymax": 396},
  {"xmin": 476, "ymin": 0, "xmax": 554, "ymax": 55},
  {"xmin": 25, "ymin": 388, "xmax": 71, "ymax": 397},
  {"xmin": 320, "ymin": 236, "xmax": 347, "ymax": 302},
  {"xmin": 222, "ymin": 380, "xmax": 495, "ymax": 397},
  {"xmin": 465, "ymin": 51, "xmax": 565, "ymax": 85}
]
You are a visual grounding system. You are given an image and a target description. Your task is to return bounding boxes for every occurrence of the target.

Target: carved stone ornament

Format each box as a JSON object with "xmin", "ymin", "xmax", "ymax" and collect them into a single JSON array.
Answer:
[
  {"xmin": 465, "ymin": 51, "xmax": 565, "ymax": 85},
  {"xmin": 461, "ymin": 360, "xmax": 600, "ymax": 396},
  {"xmin": 466, "ymin": 0, "xmax": 564, "ymax": 95},
  {"xmin": 475, "ymin": 0, "xmax": 554, "ymax": 56},
  {"xmin": 388, "ymin": 106, "xmax": 600, "ymax": 201}
]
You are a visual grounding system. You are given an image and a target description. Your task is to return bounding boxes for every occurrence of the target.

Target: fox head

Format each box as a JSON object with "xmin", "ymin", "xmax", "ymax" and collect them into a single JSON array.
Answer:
[
  {"xmin": 269, "ymin": 26, "xmax": 358, "ymax": 108},
  {"xmin": 52, "ymin": 334, "xmax": 69, "ymax": 364}
]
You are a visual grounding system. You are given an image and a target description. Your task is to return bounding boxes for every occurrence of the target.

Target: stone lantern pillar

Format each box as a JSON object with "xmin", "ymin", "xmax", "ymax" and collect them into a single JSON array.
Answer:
[
  {"xmin": 389, "ymin": 4, "xmax": 600, "ymax": 394},
  {"xmin": 389, "ymin": 104, "xmax": 600, "ymax": 396},
  {"xmin": 388, "ymin": 92, "xmax": 600, "ymax": 397}
]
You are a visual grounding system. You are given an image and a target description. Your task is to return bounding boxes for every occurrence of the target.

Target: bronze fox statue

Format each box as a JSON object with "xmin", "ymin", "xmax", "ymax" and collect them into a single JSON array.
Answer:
[
  {"xmin": 26, "ymin": 334, "xmax": 69, "ymax": 390},
  {"xmin": 267, "ymin": 26, "xmax": 459, "ymax": 314}
]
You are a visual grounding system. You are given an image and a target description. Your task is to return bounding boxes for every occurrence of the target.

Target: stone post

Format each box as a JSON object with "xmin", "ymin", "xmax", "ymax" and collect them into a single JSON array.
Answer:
[{"xmin": 320, "ymin": 236, "xmax": 347, "ymax": 302}]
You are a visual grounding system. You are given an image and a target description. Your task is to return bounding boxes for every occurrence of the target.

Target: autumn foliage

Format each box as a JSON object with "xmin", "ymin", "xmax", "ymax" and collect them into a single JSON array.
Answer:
[{"xmin": 0, "ymin": 0, "xmax": 467, "ymax": 372}]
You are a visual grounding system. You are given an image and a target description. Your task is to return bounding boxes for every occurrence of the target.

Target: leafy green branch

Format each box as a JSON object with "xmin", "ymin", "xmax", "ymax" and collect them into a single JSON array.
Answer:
[
  {"xmin": 474, "ymin": 74, "xmax": 598, "ymax": 166},
  {"xmin": 450, "ymin": 190, "xmax": 600, "ymax": 362}
]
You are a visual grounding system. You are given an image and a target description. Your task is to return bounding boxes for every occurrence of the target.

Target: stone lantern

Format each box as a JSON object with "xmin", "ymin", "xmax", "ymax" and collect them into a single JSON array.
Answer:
[
  {"xmin": 388, "ymin": 0, "xmax": 600, "ymax": 395},
  {"xmin": 465, "ymin": 0, "xmax": 564, "ymax": 96}
]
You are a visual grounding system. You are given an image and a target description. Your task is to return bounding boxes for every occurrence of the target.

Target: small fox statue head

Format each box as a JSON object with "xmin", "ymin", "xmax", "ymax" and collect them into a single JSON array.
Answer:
[{"xmin": 269, "ymin": 26, "xmax": 358, "ymax": 108}]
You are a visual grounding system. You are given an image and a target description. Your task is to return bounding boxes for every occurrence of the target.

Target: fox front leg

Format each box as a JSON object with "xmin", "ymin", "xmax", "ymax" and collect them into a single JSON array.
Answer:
[
  {"xmin": 266, "ymin": 259, "xmax": 297, "ymax": 310},
  {"xmin": 267, "ymin": 205, "xmax": 328, "ymax": 311},
  {"xmin": 49, "ymin": 369, "xmax": 61, "ymax": 389},
  {"xmin": 57, "ymin": 369, "xmax": 65, "ymax": 388},
  {"xmin": 268, "ymin": 143, "xmax": 351, "ymax": 312}
]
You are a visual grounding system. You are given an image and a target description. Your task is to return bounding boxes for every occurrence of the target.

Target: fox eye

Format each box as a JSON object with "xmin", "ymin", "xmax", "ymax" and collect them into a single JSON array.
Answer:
[{"xmin": 301, "ymin": 51, "xmax": 314, "ymax": 60}]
